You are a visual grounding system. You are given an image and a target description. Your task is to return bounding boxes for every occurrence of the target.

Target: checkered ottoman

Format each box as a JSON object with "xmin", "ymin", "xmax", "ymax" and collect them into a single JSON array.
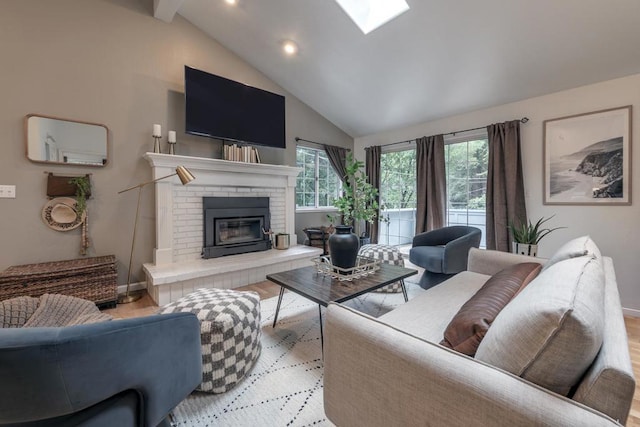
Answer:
[
  {"xmin": 358, "ymin": 244, "xmax": 405, "ymax": 293},
  {"xmin": 158, "ymin": 288, "xmax": 261, "ymax": 393}
]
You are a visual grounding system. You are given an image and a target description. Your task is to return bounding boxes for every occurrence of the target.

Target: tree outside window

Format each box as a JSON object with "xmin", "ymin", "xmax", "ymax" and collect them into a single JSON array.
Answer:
[
  {"xmin": 445, "ymin": 139, "xmax": 488, "ymax": 211},
  {"xmin": 445, "ymin": 137, "xmax": 488, "ymax": 247},
  {"xmin": 379, "ymin": 149, "xmax": 417, "ymax": 245},
  {"xmin": 381, "ymin": 150, "xmax": 417, "ymax": 210}
]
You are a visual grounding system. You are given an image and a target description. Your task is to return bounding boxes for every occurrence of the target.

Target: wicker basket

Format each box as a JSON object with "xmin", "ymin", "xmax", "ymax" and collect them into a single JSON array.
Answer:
[
  {"xmin": 311, "ymin": 255, "xmax": 381, "ymax": 281},
  {"xmin": 0, "ymin": 255, "xmax": 117, "ymax": 307}
]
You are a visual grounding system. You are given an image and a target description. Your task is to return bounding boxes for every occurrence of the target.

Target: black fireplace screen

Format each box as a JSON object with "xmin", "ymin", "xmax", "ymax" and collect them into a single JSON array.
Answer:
[
  {"xmin": 215, "ymin": 216, "xmax": 264, "ymax": 246},
  {"xmin": 203, "ymin": 197, "xmax": 271, "ymax": 258}
]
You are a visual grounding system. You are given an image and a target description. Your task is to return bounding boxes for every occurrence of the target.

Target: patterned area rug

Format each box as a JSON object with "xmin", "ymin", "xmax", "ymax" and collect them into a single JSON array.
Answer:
[{"xmin": 171, "ymin": 279, "xmax": 424, "ymax": 427}]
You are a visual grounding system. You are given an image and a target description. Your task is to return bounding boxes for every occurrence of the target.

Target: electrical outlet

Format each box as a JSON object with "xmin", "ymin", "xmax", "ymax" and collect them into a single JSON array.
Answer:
[{"xmin": 0, "ymin": 185, "xmax": 16, "ymax": 198}]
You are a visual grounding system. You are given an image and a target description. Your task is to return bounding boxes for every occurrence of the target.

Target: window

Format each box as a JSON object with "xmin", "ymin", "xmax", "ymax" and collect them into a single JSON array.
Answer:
[
  {"xmin": 377, "ymin": 131, "xmax": 488, "ymax": 247},
  {"xmin": 444, "ymin": 132, "xmax": 488, "ymax": 247},
  {"xmin": 379, "ymin": 149, "xmax": 417, "ymax": 245},
  {"xmin": 295, "ymin": 146, "xmax": 342, "ymax": 209}
]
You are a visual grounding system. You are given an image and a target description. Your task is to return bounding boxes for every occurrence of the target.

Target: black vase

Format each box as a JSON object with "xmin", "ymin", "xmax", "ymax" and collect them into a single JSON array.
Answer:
[{"xmin": 329, "ymin": 225, "xmax": 360, "ymax": 270}]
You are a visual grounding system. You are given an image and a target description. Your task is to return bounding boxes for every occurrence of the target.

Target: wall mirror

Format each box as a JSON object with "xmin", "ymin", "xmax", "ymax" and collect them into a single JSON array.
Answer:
[{"xmin": 25, "ymin": 114, "xmax": 109, "ymax": 167}]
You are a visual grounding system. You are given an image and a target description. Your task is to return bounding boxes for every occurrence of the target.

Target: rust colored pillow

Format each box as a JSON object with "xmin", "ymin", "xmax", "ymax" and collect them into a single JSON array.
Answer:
[{"xmin": 440, "ymin": 262, "xmax": 542, "ymax": 356}]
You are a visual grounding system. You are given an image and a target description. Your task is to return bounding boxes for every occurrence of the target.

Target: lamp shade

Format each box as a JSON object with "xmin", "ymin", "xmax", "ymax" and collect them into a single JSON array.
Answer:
[{"xmin": 176, "ymin": 166, "xmax": 195, "ymax": 185}]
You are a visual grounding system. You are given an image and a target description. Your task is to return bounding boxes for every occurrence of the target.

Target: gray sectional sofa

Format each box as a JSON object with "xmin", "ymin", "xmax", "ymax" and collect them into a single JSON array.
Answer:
[{"xmin": 324, "ymin": 236, "xmax": 635, "ymax": 426}]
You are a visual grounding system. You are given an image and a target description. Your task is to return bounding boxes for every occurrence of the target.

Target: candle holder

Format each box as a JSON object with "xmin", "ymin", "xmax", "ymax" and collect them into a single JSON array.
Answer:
[
  {"xmin": 167, "ymin": 130, "xmax": 177, "ymax": 154},
  {"xmin": 153, "ymin": 136, "xmax": 162, "ymax": 153}
]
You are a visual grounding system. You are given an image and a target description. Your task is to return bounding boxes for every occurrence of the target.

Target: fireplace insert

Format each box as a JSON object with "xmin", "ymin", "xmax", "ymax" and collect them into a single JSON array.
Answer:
[{"xmin": 203, "ymin": 197, "xmax": 272, "ymax": 258}]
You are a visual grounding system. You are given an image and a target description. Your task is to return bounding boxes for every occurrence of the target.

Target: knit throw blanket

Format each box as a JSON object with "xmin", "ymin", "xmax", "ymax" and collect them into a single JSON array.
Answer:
[{"xmin": 0, "ymin": 294, "xmax": 112, "ymax": 328}]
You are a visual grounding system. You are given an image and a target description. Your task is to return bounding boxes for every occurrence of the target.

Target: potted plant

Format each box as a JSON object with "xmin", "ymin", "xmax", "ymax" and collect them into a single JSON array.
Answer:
[
  {"xmin": 509, "ymin": 215, "xmax": 564, "ymax": 257},
  {"xmin": 328, "ymin": 153, "xmax": 385, "ymax": 269}
]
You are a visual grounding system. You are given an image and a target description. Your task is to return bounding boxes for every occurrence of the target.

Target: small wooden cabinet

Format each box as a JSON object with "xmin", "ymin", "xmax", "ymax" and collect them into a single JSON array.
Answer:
[{"xmin": 0, "ymin": 255, "xmax": 118, "ymax": 309}]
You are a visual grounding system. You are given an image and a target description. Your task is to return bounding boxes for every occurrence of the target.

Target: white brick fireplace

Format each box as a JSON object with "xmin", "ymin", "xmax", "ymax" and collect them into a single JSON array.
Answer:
[{"xmin": 142, "ymin": 153, "xmax": 321, "ymax": 305}]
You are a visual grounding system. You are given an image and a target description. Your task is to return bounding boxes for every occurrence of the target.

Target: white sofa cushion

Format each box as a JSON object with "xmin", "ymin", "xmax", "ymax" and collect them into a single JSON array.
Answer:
[
  {"xmin": 379, "ymin": 271, "xmax": 489, "ymax": 342},
  {"xmin": 475, "ymin": 255, "xmax": 604, "ymax": 396},
  {"xmin": 542, "ymin": 235, "xmax": 602, "ymax": 271}
]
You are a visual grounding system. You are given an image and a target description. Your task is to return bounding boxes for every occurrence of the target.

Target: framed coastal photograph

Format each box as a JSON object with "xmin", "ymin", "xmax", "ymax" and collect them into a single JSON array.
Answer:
[{"xmin": 543, "ymin": 105, "xmax": 632, "ymax": 205}]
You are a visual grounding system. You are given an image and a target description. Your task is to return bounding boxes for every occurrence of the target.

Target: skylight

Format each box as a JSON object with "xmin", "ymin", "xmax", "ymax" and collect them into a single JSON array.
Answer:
[{"xmin": 334, "ymin": 0, "xmax": 410, "ymax": 34}]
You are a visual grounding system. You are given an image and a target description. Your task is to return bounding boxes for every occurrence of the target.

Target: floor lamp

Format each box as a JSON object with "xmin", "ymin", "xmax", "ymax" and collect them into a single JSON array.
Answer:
[{"xmin": 117, "ymin": 165, "xmax": 196, "ymax": 304}]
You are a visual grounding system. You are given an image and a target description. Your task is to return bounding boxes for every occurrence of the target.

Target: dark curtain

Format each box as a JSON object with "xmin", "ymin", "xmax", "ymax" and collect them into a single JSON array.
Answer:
[
  {"xmin": 486, "ymin": 120, "xmax": 527, "ymax": 252},
  {"xmin": 415, "ymin": 135, "xmax": 446, "ymax": 233},
  {"xmin": 324, "ymin": 145, "xmax": 348, "ymax": 184},
  {"xmin": 365, "ymin": 145, "xmax": 381, "ymax": 243}
]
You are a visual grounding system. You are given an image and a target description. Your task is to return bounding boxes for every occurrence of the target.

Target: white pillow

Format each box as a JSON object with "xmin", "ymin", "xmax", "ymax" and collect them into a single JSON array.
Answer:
[
  {"xmin": 475, "ymin": 255, "xmax": 604, "ymax": 396},
  {"xmin": 542, "ymin": 235, "xmax": 602, "ymax": 271}
]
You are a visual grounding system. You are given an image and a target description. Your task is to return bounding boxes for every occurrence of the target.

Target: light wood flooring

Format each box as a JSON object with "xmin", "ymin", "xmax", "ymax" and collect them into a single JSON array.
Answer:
[
  {"xmin": 102, "ymin": 281, "xmax": 282, "ymax": 319},
  {"xmin": 106, "ymin": 282, "xmax": 640, "ymax": 427}
]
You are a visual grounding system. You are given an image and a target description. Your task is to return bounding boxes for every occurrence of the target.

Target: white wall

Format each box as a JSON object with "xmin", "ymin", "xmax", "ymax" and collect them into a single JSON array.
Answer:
[{"xmin": 355, "ymin": 73, "xmax": 640, "ymax": 313}]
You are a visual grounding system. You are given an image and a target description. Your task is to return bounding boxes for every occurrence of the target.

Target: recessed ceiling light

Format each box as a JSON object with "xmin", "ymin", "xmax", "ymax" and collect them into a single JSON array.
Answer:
[
  {"xmin": 224, "ymin": 0, "xmax": 237, "ymax": 5},
  {"xmin": 282, "ymin": 41, "xmax": 298, "ymax": 56},
  {"xmin": 334, "ymin": 0, "xmax": 410, "ymax": 34}
]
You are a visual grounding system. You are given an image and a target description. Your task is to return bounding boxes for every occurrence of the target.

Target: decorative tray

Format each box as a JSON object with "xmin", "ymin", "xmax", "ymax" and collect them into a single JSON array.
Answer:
[{"xmin": 311, "ymin": 256, "xmax": 381, "ymax": 281}]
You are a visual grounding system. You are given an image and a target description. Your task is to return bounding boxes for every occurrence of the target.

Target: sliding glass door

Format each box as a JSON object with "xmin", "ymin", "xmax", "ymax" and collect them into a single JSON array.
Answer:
[
  {"xmin": 377, "ymin": 131, "xmax": 488, "ymax": 247},
  {"xmin": 444, "ymin": 134, "xmax": 488, "ymax": 248},
  {"xmin": 378, "ymin": 149, "xmax": 416, "ymax": 245}
]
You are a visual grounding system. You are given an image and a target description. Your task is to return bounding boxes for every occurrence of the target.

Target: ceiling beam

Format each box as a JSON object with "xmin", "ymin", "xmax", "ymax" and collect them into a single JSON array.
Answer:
[{"xmin": 153, "ymin": 0, "xmax": 186, "ymax": 23}]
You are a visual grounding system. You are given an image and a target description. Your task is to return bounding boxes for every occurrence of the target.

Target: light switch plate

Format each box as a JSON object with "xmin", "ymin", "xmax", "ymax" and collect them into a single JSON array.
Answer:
[{"xmin": 0, "ymin": 185, "xmax": 16, "ymax": 198}]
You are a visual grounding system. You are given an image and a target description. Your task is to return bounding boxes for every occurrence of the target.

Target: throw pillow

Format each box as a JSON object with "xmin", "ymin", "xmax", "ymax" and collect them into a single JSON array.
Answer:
[
  {"xmin": 440, "ymin": 262, "xmax": 542, "ymax": 356},
  {"xmin": 542, "ymin": 235, "xmax": 602, "ymax": 271},
  {"xmin": 475, "ymin": 255, "xmax": 604, "ymax": 396}
]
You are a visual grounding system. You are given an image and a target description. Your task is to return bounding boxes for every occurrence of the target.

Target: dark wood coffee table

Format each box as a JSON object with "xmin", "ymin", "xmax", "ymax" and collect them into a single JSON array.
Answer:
[{"xmin": 267, "ymin": 263, "xmax": 418, "ymax": 348}]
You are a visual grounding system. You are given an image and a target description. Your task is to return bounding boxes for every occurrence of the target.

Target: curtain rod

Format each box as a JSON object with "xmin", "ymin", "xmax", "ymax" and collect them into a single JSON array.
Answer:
[
  {"xmin": 380, "ymin": 117, "xmax": 529, "ymax": 149},
  {"xmin": 295, "ymin": 137, "xmax": 351, "ymax": 151}
]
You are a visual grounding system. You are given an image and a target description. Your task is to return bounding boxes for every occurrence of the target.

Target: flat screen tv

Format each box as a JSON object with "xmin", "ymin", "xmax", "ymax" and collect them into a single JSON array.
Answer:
[{"xmin": 185, "ymin": 66, "xmax": 286, "ymax": 149}]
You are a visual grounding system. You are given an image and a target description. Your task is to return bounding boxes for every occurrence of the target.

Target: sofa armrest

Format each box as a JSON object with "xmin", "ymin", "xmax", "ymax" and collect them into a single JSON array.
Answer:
[
  {"xmin": 0, "ymin": 312, "xmax": 202, "ymax": 426},
  {"xmin": 324, "ymin": 304, "xmax": 620, "ymax": 427},
  {"xmin": 467, "ymin": 247, "xmax": 546, "ymax": 276},
  {"xmin": 573, "ymin": 258, "xmax": 635, "ymax": 423}
]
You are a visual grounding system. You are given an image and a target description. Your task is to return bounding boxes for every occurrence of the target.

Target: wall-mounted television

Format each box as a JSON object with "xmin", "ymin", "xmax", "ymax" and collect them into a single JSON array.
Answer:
[{"xmin": 184, "ymin": 66, "xmax": 286, "ymax": 149}]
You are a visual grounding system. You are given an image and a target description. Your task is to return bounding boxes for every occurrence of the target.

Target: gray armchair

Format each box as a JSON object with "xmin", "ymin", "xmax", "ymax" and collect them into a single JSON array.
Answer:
[
  {"xmin": 0, "ymin": 312, "xmax": 202, "ymax": 427},
  {"xmin": 409, "ymin": 225, "xmax": 482, "ymax": 289}
]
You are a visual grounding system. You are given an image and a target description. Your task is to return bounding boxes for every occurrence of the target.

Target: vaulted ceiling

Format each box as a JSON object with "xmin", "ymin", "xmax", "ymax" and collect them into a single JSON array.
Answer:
[{"xmin": 156, "ymin": 0, "xmax": 640, "ymax": 138}]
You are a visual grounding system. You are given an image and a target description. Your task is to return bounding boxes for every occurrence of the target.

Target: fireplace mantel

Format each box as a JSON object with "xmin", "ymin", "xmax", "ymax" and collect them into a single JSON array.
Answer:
[{"xmin": 144, "ymin": 153, "xmax": 301, "ymax": 185}]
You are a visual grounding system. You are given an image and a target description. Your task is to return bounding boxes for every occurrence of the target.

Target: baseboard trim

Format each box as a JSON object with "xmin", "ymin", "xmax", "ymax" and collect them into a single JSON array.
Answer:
[
  {"xmin": 623, "ymin": 307, "xmax": 640, "ymax": 318},
  {"xmin": 117, "ymin": 281, "xmax": 146, "ymax": 295}
]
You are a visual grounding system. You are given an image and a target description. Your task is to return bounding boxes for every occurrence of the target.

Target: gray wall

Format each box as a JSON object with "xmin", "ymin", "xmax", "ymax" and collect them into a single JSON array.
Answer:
[{"xmin": 0, "ymin": 0, "xmax": 352, "ymax": 284}]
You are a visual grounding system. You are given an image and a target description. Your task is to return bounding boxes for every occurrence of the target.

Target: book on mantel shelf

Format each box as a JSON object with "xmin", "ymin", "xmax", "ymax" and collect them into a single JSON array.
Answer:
[{"xmin": 223, "ymin": 144, "xmax": 261, "ymax": 163}]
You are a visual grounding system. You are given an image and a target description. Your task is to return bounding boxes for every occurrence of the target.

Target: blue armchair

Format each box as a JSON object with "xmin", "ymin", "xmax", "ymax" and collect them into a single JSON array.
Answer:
[
  {"xmin": 0, "ymin": 312, "xmax": 202, "ymax": 427},
  {"xmin": 409, "ymin": 226, "xmax": 482, "ymax": 289}
]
